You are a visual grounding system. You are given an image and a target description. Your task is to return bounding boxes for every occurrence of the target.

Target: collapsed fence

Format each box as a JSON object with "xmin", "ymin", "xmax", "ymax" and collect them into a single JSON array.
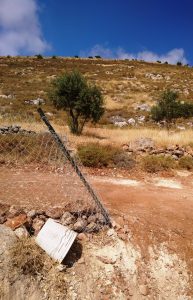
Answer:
[{"xmin": 0, "ymin": 108, "xmax": 111, "ymax": 233}]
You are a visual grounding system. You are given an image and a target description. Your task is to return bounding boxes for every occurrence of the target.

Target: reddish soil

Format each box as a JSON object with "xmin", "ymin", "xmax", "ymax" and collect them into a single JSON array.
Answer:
[{"xmin": 1, "ymin": 166, "xmax": 193, "ymax": 292}]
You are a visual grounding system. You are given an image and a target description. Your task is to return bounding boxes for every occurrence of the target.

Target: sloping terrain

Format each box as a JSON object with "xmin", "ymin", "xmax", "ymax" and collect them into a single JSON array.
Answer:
[{"xmin": 1, "ymin": 56, "xmax": 193, "ymax": 123}]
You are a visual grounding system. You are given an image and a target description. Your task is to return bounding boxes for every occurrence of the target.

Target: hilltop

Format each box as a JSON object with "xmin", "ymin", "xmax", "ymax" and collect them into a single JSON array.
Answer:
[{"xmin": 1, "ymin": 56, "xmax": 193, "ymax": 125}]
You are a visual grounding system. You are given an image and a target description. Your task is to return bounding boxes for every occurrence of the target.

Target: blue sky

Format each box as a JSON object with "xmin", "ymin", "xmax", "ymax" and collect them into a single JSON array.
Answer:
[{"xmin": 0, "ymin": 0, "xmax": 193, "ymax": 64}]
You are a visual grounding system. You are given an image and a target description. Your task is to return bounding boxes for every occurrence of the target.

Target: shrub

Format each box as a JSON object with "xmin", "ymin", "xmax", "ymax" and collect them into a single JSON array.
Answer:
[
  {"xmin": 74, "ymin": 55, "xmax": 79, "ymax": 58},
  {"xmin": 88, "ymin": 56, "xmax": 93, "ymax": 59},
  {"xmin": 52, "ymin": 55, "xmax": 57, "ymax": 59},
  {"xmin": 177, "ymin": 61, "xmax": 182, "ymax": 66},
  {"xmin": 142, "ymin": 155, "xmax": 175, "ymax": 173},
  {"xmin": 95, "ymin": 55, "xmax": 101, "ymax": 59},
  {"xmin": 77, "ymin": 143, "xmax": 118, "ymax": 167},
  {"xmin": 36, "ymin": 54, "xmax": 43, "ymax": 59},
  {"xmin": 178, "ymin": 156, "xmax": 193, "ymax": 170},
  {"xmin": 77, "ymin": 143, "xmax": 135, "ymax": 168}
]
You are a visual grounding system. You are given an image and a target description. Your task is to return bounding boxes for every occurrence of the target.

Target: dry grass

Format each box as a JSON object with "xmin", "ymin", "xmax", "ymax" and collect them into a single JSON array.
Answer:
[
  {"xmin": 2, "ymin": 117, "xmax": 193, "ymax": 149},
  {"xmin": 67, "ymin": 127, "xmax": 193, "ymax": 148},
  {"xmin": 10, "ymin": 237, "xmax": 67, "ymax": 299}
]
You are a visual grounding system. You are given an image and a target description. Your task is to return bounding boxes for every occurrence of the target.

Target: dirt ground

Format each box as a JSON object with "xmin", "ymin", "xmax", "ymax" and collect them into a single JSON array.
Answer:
[{"xmin": 1, "ymin": 166, "xmax": 193, "ymax": 298}]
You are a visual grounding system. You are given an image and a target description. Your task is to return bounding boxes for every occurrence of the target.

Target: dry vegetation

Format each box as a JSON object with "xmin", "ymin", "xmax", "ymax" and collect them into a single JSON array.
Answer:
[
  {"xmin": 1, "ymin": 55, "xmax": 193, "ymax": 120},
  {"xmin": 1, "ymin": 56, "xmax": 193, "ymax": 172}
]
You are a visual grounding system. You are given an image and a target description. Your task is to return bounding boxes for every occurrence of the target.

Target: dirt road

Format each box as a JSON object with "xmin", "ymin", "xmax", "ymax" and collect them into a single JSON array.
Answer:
[{"xmin": 1, "ymin": 167, "xmax": 193, "ymax": 297}]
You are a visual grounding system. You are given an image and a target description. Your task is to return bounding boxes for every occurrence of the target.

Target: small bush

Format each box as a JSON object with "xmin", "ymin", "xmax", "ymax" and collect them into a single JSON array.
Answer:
[
  {"xmin": 77, "ymin": 143, "xmax": 135, "ymax": 168},
  {"xmin": 77, "ymin": 143, "xmax": 118, "ymax": 167},
  {"xmin": 95, "ymin": 55, "xmax": 101, "ymax": 59},
  {"xmin": 36, "ymin": 54, "xmax": 43, "ymax": 59},
  {"xmin": 178, "ymin": 156, "xmax": 193, "ymax": 170},
  {"xmin": 52, "ymin": 55, "xmax": 57, "ymax": 59},
  {"xmin": 177, "ymin": 61, "xmax": 182, "ymax": 66},
  {"xmin": 142, "ymin": 155, "xmax": 175, "ymax": 173}
]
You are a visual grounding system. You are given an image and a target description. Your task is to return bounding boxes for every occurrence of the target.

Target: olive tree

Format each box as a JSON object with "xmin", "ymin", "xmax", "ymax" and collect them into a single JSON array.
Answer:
[
  {"xmin": 151, "ymin": 90, "xmax": 193, "ymax": 129},
  {"xmin": 49, "ymin": 71, "xmax": 104, "ymax": 135}
]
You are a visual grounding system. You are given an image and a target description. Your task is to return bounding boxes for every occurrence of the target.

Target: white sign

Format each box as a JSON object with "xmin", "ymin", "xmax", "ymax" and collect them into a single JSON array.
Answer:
[{"xmin": 36, "ymin": 218, "xmax": 77, "ymax": 263}]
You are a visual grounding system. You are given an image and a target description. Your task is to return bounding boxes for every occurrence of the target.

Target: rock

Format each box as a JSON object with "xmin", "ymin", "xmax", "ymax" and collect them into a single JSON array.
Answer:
[
  {"xmin": 8, "ymin": 205, "xmax": 24, "ymax": 218},
  {"xmin": 60, "ymin": 211, "xmax": 75, "ymax": 226},
  {"xmin": 73, "ymin": 219, "xmax": 87, "ymax": 232},
  {"xmin": 45, "ymin": 207, "xmax": 64, "ymax": 219},
  {"xmin": 96, "ymin": 213, "xmax": 106, "ymax": 224},
  {"xmin": 139, "ymin": 285, "xmax": 149, "ymax": 296},
  {"xmin": 0, "ymin": 225, "xmax": 17, "ymax": 282},
  {"xmin": 14, "ymin": 226, "xmax": 29, "ymax": 239},
  {"xmin": 5, "ymin": 214, "xmax": 28, "ymax": 230},
  {"xmin": 97, "ymin": 255, "xmax": 117, "ymax": 265},
  {"xmin": 129, "ymin": 137, "xmax": 155, "ymax": 151},
  {"xmin": 0, "ymin": 215, "xmax": 6, "ymax": 224},
  {"xmin": 114, "ymin": 121, "xmax": 128, "ymax": 128},
  {"xmin": 85, "ymin": 222, "xmax": 100, "ymax": 233},
  {"xmin": 128, "ymin": 118, "xmax": 136, "ymax": 126},
  {"xmin": 87, "ymin": 214, "xmax": 97, "ymax": 223},
  {"xmin": 32, "ymin": 218, "xmax": 45, "ymax": 235},
  {"xmin": 77, "ymin": 233, "xmax": 88, "ymax": 241},
  {"xmin": 27, "ymin": 209, "xmax": 37, "ymax": 219},
  {"xmin": 107, "ymin": 228, "xmax": 115, "ymax": 237},
  {"xmin": 135, "ymin": 103, "xmax": 151, "ymax": 111},
  {"xmin": 24, "ymin": 98, "xmax": 45, "ymax": 105},
  {"xmin": 0, "ymin": 203, "xmax": 10, "ymax": 217}
]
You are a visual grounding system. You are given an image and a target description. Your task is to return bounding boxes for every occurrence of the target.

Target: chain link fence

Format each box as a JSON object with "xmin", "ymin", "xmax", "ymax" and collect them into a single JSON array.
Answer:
[{"xmin": 0, "ymin": 109, "xmax": 111, "ymax": 232}]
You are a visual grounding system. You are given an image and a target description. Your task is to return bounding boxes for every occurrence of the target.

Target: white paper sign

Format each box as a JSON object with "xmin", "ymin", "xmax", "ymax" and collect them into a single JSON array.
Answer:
[{"xmin": 36, "ymin": 218, "xmax": 77, "ymax": 263}]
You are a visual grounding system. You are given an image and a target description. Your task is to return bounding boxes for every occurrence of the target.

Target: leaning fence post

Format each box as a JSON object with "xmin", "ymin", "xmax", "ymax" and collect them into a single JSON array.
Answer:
[{"xmin": 37, "ymin": 107, "xmax": 112, "ymax": 227}]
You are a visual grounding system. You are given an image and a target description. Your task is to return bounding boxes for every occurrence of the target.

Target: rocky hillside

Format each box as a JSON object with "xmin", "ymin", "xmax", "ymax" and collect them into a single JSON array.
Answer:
[{"xmin": 0, "ymin": 56, "xmax": 193, "ymax": 125}]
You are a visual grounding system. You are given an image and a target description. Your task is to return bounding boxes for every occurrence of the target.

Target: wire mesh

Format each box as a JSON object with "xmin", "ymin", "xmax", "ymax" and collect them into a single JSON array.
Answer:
[{"xmin": 0, "ymin": 110, "xmax": 110, "ymax": 232}]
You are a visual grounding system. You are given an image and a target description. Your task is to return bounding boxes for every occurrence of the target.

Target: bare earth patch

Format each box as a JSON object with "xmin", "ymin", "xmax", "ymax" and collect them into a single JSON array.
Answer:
[{"xmin": 1, "ymin": 166, "xmax": 193, "ymax": 298}]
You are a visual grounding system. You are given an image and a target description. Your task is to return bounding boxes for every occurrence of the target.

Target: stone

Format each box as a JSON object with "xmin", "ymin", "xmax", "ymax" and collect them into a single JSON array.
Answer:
[
  {"xmin": 8, "ymin": 205, "xmax": 24, "ymax": 218},
  {"xmin": 96, "ymin": 213, "xmax": 106, "ymax": 224},
  {"xmin": 14, "ymin": 226, "xmax": 29, "ymax": 239},
  {"xmin": 73, "ymin": 219, "xmax": 87, "ymax": 232},
  {"xmin": 45, "ymin": 207, "xmax": 64, "ymax": 219},
  {"xmin": 0, "ymin": 203, "xmax": 10, "ymax": 217},
  {"xmin": 32, "ymin": 218, "xmax": 45, "ymax": 235},
  {"xmin": 127, "ymin": 118, "xmax": 136, "ymax": 125},
  {"xmin": 77, "ymin": 233, "xmax": 88, "ymax": 241},
  {"xmin": 60, "ymin": 211, "xmax": 75, "ymax": 226},
  {"xmin": 97, "ymin": 255, "xmax": 117, "ymax": 265},
  {"xmin": 139, "ymin": 285, "xmax": 149, "ymax": 296},
  {"xmin": 85, "ymin": 222, "xmax": 100, "ymax": 233},
  {"xmin": 107, "ymin": 228, "xmax": 115, "ymax": 237},
  {"xmin": 0, "ymin": 215, "xmax": 6, "ymax": 224},
  {"xmin": 5, "ymin": 214, "xmax": 28, "ymax": 230},
  {"xmin": 87, "ymin": 214, "xmax": 97, "ymax": 223},
  {"xmin": 129, "ymin": 137, "xmax": 155, "ymax": 151},
  {"xmin": 27, "ymin": 209, "xmax": 37, "ymax": 219}
]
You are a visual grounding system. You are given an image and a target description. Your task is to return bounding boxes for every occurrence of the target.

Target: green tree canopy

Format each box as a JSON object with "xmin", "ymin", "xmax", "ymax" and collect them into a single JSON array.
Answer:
[
  {"xmin": 49, "ymin": 71, "xmax": 104, "ymax": 135},
  {"xmin": 151, "ymin": 90, "xmax": 193, "ymax": 128}
]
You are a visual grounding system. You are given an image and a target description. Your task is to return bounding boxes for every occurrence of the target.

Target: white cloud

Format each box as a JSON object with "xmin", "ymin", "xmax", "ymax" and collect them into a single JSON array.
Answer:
[
  {"xmin": 82, "ymin": 45, "xmax": 188, "ymax": 65},
  {"xmin": 0, "ymin": 0, "xmax": 49, "ymax": 55}
]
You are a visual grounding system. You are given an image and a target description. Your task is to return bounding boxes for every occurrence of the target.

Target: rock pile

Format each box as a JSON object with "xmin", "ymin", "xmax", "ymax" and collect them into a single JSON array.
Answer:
[
  {"xmin": 123, "ymin": 138, "xmax": 193, "ymax": 160},
  {"xmin": 24, "ymin": 97, "xmax": 45, "ymax": 105},
  {"xmin": 0, "ymin": 203, "xmax": 107, "ymax": 238},
  {"xmin": 110, "ymin": 115, "xmax": 146, "ymax": 127},
  {"xmin": 0, "ymin": 125, "xmax": 35, "ymax": 135}
]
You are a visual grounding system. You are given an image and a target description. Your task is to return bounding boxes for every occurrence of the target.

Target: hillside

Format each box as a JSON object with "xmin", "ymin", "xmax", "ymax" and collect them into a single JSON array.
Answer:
[{"xmin": 1, "ymin": 56, "xmax": 193, "ymax": 124}]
